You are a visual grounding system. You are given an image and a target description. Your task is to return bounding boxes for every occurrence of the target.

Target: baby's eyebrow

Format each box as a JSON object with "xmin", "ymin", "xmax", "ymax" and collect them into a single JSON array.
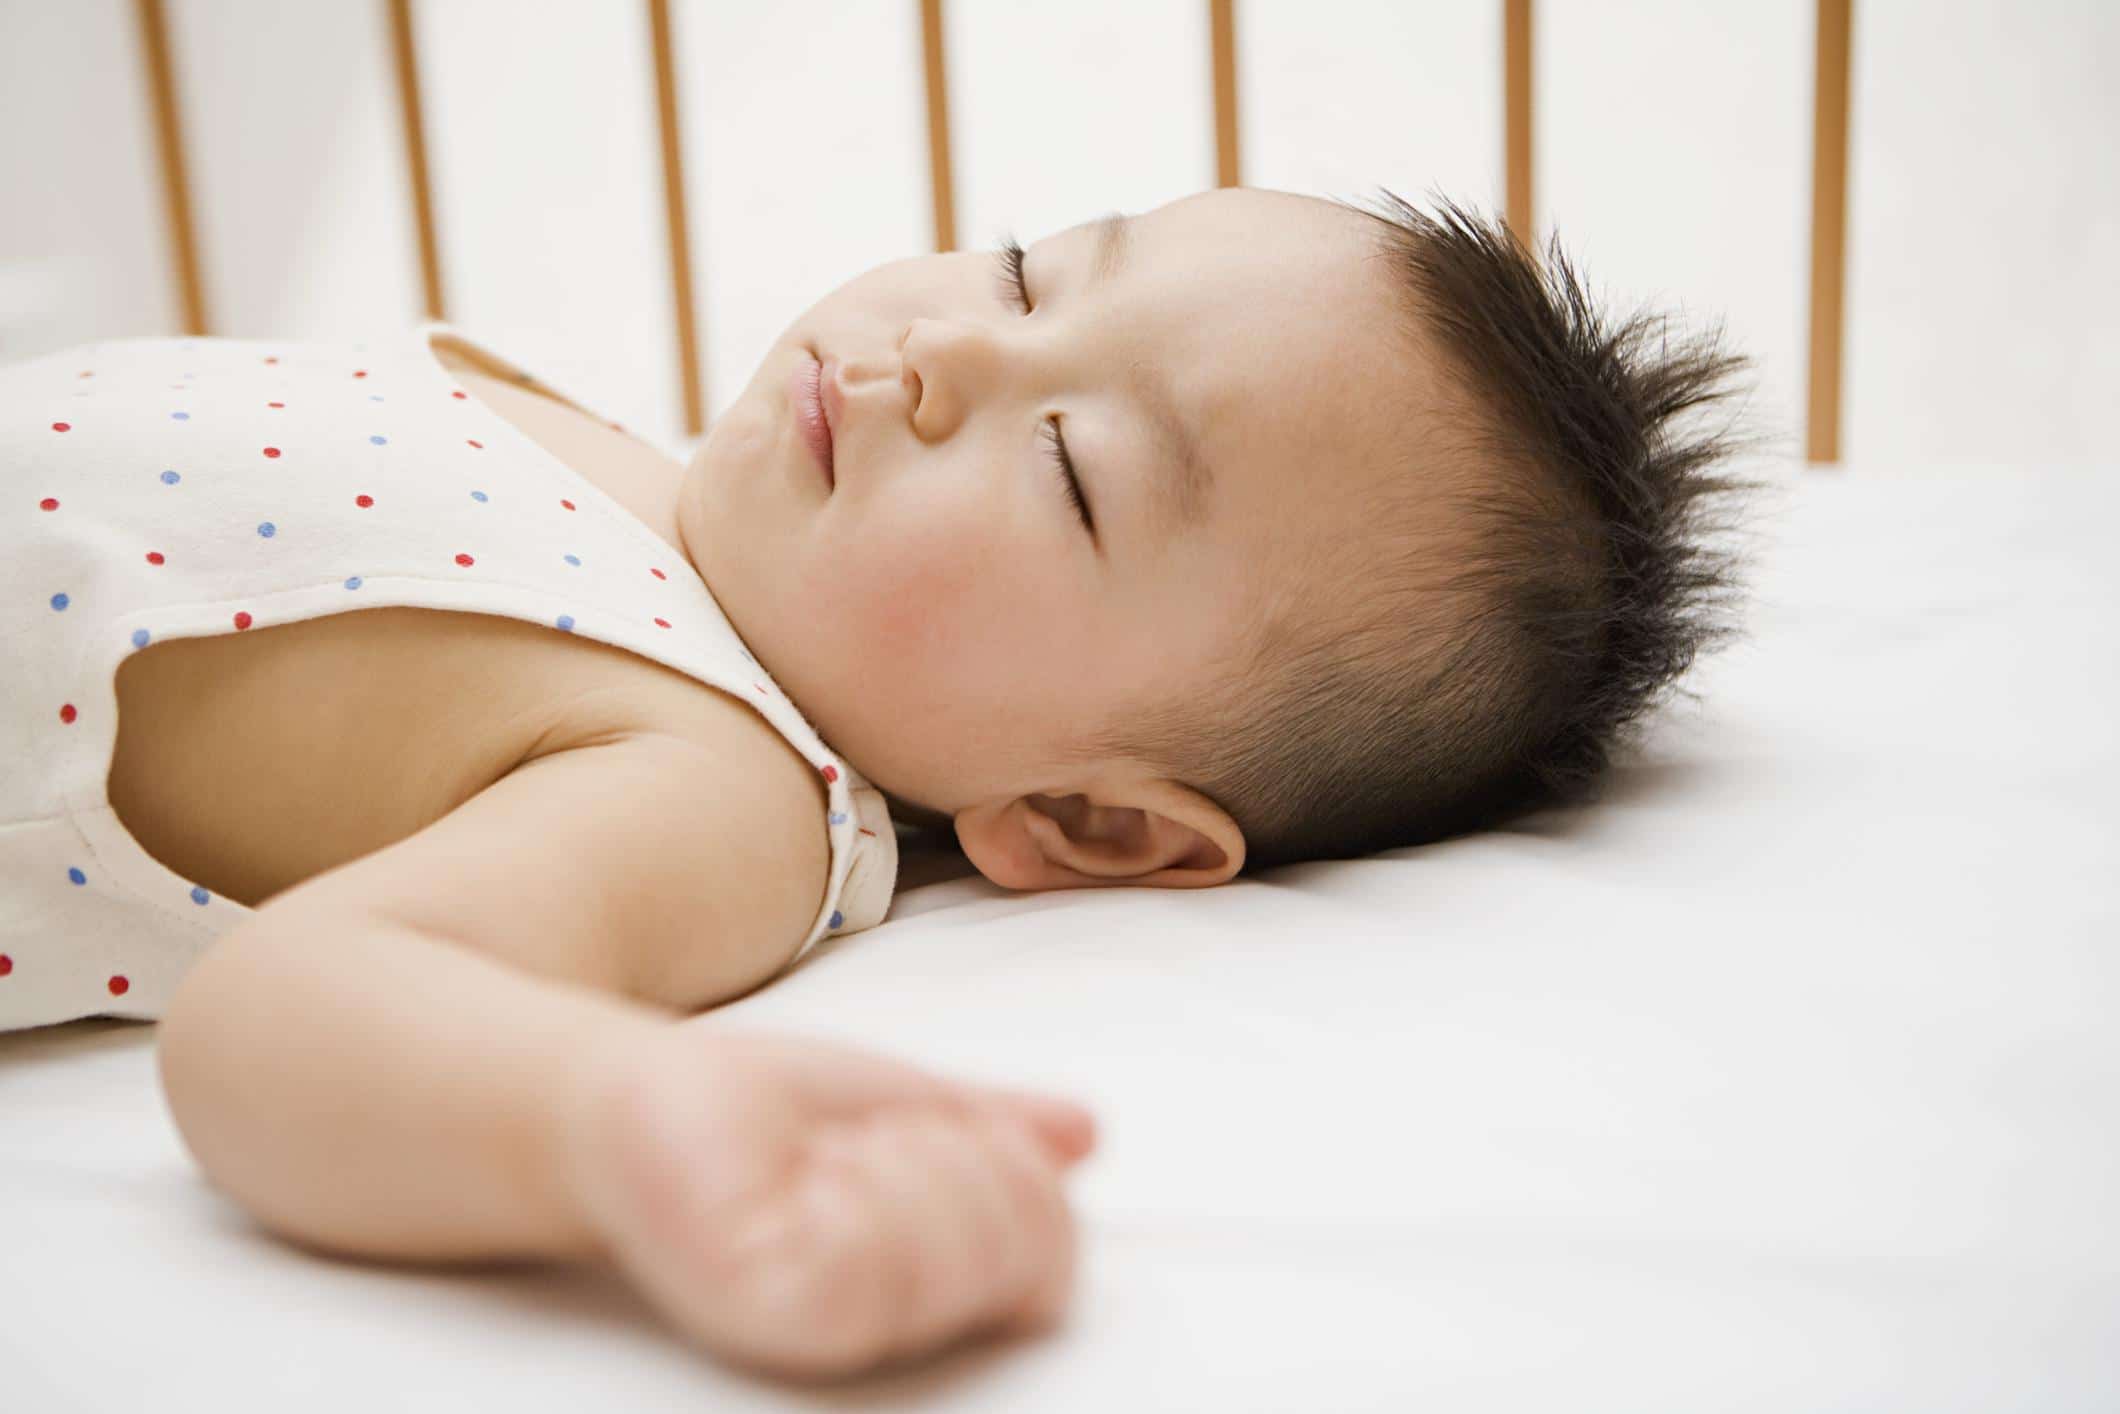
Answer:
[
  {"xmin": 1086, "ymin": 210, "xmax": 1131, "ymax": 290},
  {"xmin": 1067, "ymin": 210, "xmax": 1215, "ymax": 542},
  {"xmin": 1125, "ymin": 353, "xmax": 1214, "ymax": 543}
]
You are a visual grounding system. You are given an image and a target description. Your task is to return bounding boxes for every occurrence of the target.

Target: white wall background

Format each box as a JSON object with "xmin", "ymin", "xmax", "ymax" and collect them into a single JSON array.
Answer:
[{"xmin": 2, "ymin": 0, "xmax": 2115, "ymax": 471}]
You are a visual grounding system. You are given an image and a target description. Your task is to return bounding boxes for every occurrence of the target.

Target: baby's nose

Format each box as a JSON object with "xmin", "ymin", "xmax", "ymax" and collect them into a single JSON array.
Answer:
[
  {"xmin": 899, "ymin": 356, "xmax": 924, "ymax": 418},
  {"xmin": 836, "ymin": 350, "xmax": 916, "ymax": 412}
]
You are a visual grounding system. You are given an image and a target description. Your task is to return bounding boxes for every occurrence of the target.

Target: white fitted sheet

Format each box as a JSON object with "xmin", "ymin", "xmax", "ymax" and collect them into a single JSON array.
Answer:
[{"xmin": 3, "ymin": 459, "xmax": 2116, "ymax": 1412}]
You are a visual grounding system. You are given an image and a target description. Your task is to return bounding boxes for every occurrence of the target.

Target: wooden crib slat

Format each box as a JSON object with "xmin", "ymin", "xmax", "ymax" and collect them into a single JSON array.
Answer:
[
  {"xmin": 648, "ymin": 0, "xmax": 706, "ymax": 436},
  {"xmin": 387, "ymin": 0, "xmax": 447, "ymax": 323},
  {"xmin": 920, "ymin": 0, "xmax": 958, "ymax": 252},
  {"xmin": 134, "ymin": 0, "xmax": 209, "ymax": 335},
  {"xmin": 1504, "ymin": 0, "xmax": 1534, "ymax": 256},
  {"xmin": 1807, "ymin": 0, "xmax": 1852, "ymax": 465},
  {"xmin": 1210, "ymin": 0, "xmax": 1241, "ymax": 188}
]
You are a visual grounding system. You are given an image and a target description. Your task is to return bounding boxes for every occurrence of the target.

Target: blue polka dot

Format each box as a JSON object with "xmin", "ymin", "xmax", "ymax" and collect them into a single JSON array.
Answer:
[
  {"xmin": 829, "ymin": 812, "xmax": 847, "ymax": 826},
  {"xmin": 344, "ymin": 576, "xmax": 363, "ymax": 590},
  {"xmin": 470, "ymin": 490, "xmax": 488, "ymax": 503},
  {"xmin": 131, "ymin": 628, "xmax": 151, "ymax": 649},
  {"xmin": 829, "ymin": 911, "xmax": 844, "ymax": 930},
  {"xmin": 369, "ymin": 434, "xmax": 388, "ymax": 446},
  {"xmin": 170, "ymin": 411, "xmax": 189, "ymax": 421},
  {"xmin": 50, "ymin": 592, "xmax": 69, "ymax": 611},
  {"xmin": 555, "ymin": 614, "xmax": 575, "ymax": 632},
  {"xmin": 369, "ymin": 395, "xmax": 384, "ymax": 402},
  {"xmin": 160, "ymin": 469, "xmax": 181, "ymax": 485},
  {"xmin": 190, "ymin": 886, "xmax": 210, "ymax": 906},
  {"xmin": 67, "ymin": 867, "xmax": 86, "ymax": 886},
  {"xmin": 257, "ymin": 521, "xmax": 276, "ymax": 538},
  {"xmin": 563, "ymin": 554, "xmax": 581, "ymax": 567}
]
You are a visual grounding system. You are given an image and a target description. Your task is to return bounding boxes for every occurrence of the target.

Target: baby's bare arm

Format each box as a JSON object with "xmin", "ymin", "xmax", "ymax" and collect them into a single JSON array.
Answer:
[
  {"xmin": 161, "ymin": 910, "xmax": 1099, "ymax": 1382},
  {"xmin": 155, "ymin": 731, "xmax": 1098, "ymax": 1381},
  {"xmin": 156, "ymin": 731, "xmax": 829, "ymax": 1264},
  {"xmin": 159, "ymin": 910, "xmax": 664, "ymax": 1263}
]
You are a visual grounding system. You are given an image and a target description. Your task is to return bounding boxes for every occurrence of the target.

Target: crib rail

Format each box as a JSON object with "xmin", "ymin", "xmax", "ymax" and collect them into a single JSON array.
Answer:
[{"xmin": 127, "ymin": 0, "xmax": 1853, "ymax": 462}]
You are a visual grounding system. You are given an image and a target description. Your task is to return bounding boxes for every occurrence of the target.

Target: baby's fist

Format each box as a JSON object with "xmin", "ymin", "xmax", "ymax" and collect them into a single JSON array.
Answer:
[{"xmin": 556, "ymin": 1021, "xmax": 1095, "ymax": 1382}]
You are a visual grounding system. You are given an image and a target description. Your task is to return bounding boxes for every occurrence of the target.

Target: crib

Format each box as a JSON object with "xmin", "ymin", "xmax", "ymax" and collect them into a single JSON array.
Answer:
[{"xmin": 3, "ymin": 3, "xmax": 2116, "ymax": 1408}]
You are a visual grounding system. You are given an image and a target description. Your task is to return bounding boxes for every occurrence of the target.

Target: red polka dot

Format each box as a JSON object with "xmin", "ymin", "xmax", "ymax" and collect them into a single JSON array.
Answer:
[
  {"xmin": 78, "ymin": 371, "xmax": 94, "ymax": 379},
  {"xmin": 145, "ymin": 551, "xmax": 165, "ymax": 565},
  {"xmin": 454, "ymin": 553, "xmax": 474, "ymax": 567},
  {"xmin": 51, "ymin": 422, "xmax": 70, "ymax": 432},
  {"xmin": 608, "ymin": 421, "xmax": 624, "ymax": 432},
  {"xmin": 821, "ymin": 764, "xmax": 839, "ymax": 783},
  {"xmin": 233, "ymin": 611, "xmax": 254, "ymax": 630},
  {"xmin": 559, "ymin": 499, "xmax": 576, "ymax": 511},
  {"xmin": 267, "ymin": 401, "xmax": 285, "ymax": 409},
  {"xmin": 58, "ymin": 703, "xmax": 77, "ymax": 724},
  {"xmin": 0, "ymin": 954, "xmax": 11, "ymax": 977},
  {"xmin": 466, "ymin": 439, "xmax": 483, "ymax": 450},
  {"xmin": 650, "ymin": 567, "xmax": 667, "ymax": 580},
  {"xmin": 39, "ymin": 497, "xmax": 59, "ymax": 511},
  {"xmin": 107, "ymin": 975, "xmax": 129, "ymax": 996},
  {"xmin": 263, "ymin": 356, "xmax": 279, "ymax": 365},
  {"xmin": 653, "ymin": 617, "xmax": 671, "ymax": 629},
  {"xmin": 452, "ymin": 390, "xmax": 468, "ymax": 400},
  {"xmin": 355, "ymin": 494, "xmax": 374, "ymax": 508},
  {"xmin": 353, "ymin": 369, "xmax": 368, "ymax": 379},
  {"xmin": 262, "ymin": 446, "xmax": 281, "ymax": 459}
]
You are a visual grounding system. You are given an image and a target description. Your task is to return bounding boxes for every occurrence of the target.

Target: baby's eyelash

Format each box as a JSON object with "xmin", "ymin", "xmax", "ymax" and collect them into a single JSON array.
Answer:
[
  {"xmin": 992, "ymin": 234, "xmax": 1095, "ymax": 539},
  {"xmin": 1042, "ymin": 417, "xmax": 1093, "ymax": 534},
  {"xmin": 994, "ymin": 234, "xmax": 1031, "ymax": 312}
]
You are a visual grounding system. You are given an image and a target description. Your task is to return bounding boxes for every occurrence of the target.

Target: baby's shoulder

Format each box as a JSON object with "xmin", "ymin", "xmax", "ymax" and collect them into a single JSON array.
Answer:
[
  {"xmin": 264, "ymin": 718, "xmax": 833, "ymax": 1011},
  {"xmin": 247, "ymin": 618, "xmax": 836, "ymax": 1008},
  {"xmin": 452, "ymin": 613, "xmax": 840, "ymax": 997},
  {"xmin": 526, "ymin": 623, "xmax": 826, "ymax": 809}
]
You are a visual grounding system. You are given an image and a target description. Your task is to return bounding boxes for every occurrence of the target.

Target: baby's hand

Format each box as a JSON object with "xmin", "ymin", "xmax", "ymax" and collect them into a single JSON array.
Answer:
[{"xmin": 555, "ymin": 1020, "xmax": 1097, "ymax": 1383}]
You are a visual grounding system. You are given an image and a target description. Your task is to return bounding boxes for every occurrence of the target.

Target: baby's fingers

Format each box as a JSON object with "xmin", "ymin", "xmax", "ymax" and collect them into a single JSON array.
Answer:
[
  {"xmin": 979, "ymin": 1087, "xmax": 1100, "ymax": 1166},
  {"xmin": 702, "ymin": 1110, "xmax": 1081, "ymax": 1382},
  {"xmin": 970, "ymin": 1106, "xmax": 1080, "ymax": 1337},
  {"xmin": 843, "ymin": 1114, "xmax": 1045, "ymax": 1361}
]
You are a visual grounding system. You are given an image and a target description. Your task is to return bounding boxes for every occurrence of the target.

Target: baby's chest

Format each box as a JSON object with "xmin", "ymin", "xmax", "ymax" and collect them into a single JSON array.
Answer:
[{"xmin": 103, "ymin": 604, "xmax": 754, "ymax": 909}]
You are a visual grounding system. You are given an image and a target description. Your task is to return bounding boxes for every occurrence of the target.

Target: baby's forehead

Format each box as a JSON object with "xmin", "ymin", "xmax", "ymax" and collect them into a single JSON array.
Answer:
[
  {"xmin": 1147, "ymin": 189, "xmax": 1381, "ymax": 288},
  {"xmin": 1162, "ymin": 235, "xmax": 1418, "ymax": 468}
]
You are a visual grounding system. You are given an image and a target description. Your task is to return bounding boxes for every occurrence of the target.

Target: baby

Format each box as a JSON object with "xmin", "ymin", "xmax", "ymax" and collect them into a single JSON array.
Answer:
[{"xmin": 1, "ymin": 185, "xmax": 1754, "ymax": 1381}]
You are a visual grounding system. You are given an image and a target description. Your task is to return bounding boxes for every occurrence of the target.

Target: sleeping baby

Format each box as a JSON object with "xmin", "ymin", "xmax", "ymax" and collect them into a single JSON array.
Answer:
[{"xmin": 0, "ymin": 185, "xmax": 1756, "ymax": 1381}]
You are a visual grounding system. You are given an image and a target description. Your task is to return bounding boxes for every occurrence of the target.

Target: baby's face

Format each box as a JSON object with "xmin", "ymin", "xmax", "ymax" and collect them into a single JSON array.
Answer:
[{"xmin": 676, "ymin": 187, "xmax": 1430, "ymax": 865}]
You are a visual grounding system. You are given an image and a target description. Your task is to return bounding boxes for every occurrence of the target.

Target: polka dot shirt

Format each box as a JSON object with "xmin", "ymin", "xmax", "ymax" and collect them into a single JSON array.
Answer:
[{"xmin": 0, "ymin": 322, "xmax": 897, "ymax": 1031}]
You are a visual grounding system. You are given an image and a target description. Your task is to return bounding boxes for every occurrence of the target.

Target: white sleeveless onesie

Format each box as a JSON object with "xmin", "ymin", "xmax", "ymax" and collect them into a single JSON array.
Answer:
[{"xmin": 0, "ymin": 321, "xmax": 897, "ymax": 1032}]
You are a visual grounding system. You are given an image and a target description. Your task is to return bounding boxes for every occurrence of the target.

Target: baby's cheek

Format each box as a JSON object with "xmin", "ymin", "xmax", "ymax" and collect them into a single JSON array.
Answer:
[{"xmin": 816, "ymin": 521, "xmax": 996, "ymax": 672}]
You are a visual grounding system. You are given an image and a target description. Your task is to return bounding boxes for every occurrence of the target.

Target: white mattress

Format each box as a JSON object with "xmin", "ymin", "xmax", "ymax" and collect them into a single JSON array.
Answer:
[{"xmin": 4, "ymin": 460, "xmax": 2116, "ymax": 1412}]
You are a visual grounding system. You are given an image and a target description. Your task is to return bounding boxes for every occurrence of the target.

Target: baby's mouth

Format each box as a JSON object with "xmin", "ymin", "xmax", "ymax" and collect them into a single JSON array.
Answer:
[{"xmin": 791, "ymin": 351, "xmax": 835, "ymax": 489}]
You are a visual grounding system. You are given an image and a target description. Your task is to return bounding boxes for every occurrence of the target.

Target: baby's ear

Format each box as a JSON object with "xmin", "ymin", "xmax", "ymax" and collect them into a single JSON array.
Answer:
[{"xmin": 954, "ymin": 787, "xmax": 1243, "ymax": 892}]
